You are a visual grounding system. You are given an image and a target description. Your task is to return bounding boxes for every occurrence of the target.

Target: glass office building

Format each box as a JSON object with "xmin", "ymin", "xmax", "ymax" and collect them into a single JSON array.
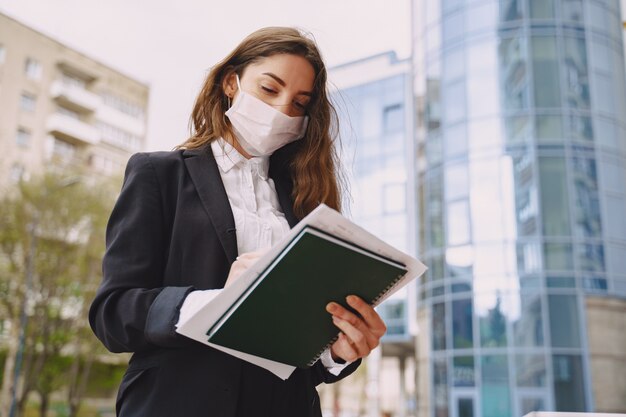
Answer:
[{"xmin": 412, "ymin": 1, "xmax": 626, "ymax": 417}]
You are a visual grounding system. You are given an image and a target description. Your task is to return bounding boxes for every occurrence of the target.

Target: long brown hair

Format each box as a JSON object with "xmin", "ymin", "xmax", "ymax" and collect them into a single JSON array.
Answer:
[{"xmin": 178, "ymin": 27, "xmax": 343, "ymax": 219}]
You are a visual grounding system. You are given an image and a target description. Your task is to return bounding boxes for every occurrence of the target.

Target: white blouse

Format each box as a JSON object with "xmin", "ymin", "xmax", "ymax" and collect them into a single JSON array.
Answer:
[{"xmin": 176, "ymin": 139, "xmax": 348, "ymax": 374}]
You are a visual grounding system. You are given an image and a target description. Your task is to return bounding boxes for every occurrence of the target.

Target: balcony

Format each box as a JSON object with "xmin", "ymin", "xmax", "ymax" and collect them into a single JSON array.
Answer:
[
  {"xmin": 96, "ymin": 105, "xmax": 146, "ymax": 138},
  {"xmin": 50, "ymin": 80, "xmax": 101, "ymax": 113},
  {"xmin": 46, "ymin": 113, "xmax": 99, "ymax": 145}
]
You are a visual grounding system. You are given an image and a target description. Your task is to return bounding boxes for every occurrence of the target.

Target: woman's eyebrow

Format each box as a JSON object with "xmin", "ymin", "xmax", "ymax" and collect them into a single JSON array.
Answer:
[{"xmin": 262, "ymin": 72, "xmax": 312, "ymax": 96}]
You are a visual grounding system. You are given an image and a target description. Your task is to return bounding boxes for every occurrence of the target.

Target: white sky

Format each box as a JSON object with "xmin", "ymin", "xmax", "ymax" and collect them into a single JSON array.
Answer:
[{"xmin": 0, "ymin": 0, "xmax": 412, "ymax": 151}]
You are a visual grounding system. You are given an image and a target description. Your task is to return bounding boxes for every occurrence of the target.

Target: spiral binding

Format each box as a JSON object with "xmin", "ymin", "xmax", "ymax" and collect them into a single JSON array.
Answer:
[{"xmin": 306, "ymin": 272, "xmax": 406, "ymax": 367}]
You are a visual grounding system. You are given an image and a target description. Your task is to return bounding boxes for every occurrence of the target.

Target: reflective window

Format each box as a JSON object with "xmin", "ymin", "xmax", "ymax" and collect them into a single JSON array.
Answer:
[
  {"xmin": 563, "ymin": 37, "xmax": 590, "ymax": 109},
  {"xmin": 582, "ymin": 276, "xmax": 607, "ymax": 293},
  {"xmin": 535, "ymin": 115, "xmax": 563, "ymax": 142},
  {"xmin": 447, "ymin": 200, "xmax": 471, "ymax": 246},
  {"xmin": 466, "ymin": 1, "xmax": 498, "ymax": 34},
  {"xmin": 443, "ymin": 10, "xmax": 465, "ymax": 44},
  {"xmin": 517, "ymin": 242, "xmax": 541, "ymax": 273},
  {"xmin": 547, "ymin": 276, "xmax": 576, "ymax": 288},
  {"xmin": 561, "ymin": 0, "xmax": 583, "ymax": 22},
  {"xmin": 532, "ymin": 37, "xmax": 561, "ymax": 108},
  {"xmin": 444, "ymin": 80, "xmax": 466, "ymax": 123},
  {"xmin": 588, "ymin": 1, "xmax": 610, "ymax": 35},
  {"xmin": 505, "ymin": 115, "xmax": 531, "ymax": 143},
  {"xmin": 446, "ymin": 245, "xmax": 474, "ymax": 277},
  {"xmin": 452, "ymin": 298, "xmax": 474, "ymax": 348},
  {"xmin": 24, "ymin": 57, "xmax": 42, "ymax": 80},
  {"xmin": 476, "ymin": 293, "xmax": 508, "ymax": 347},
  {"xmin": 567, "ymin": 115, "xmax": 593, "ymax": 142},
  {"xmin": 592, "ymin": 72, "xmax": 614, "ymax": 115},
  {"xmin": 500, "ymin": 37, "xmax": 530, "ymax": 110},
  {"xmin": 516, "ymin": 354, "xmax": 547, "ymax": 386},
  {"xmin": 571, "ymin": 156, "xmax": 602, "ymax": 238},
  {"xmin": 513, "ymin": 292, "xmax": 544, "ymax": 346},
  {"xmin": 434, "ymin": 357, "xmax": 449, "ymax": 417},
  {"xmin": 426, "ymin": 0, "xmax": 441, "ymax": 27},
  {"xmin": 20, "ymin": 92, "xmax": 36, "ymax": 112},
  {"xmin": 427, "ymin": 171, "xmax": 445, "ymax": 248},
  {"xmin": 481, "ymin": 355, "xmax": 511, "ymax": 417},
  {"xmin": 445, "ymin": 163, "xmax": 468, "ymax": 201},
  {"xmin": 444, "ymin": 123, "xmax": 467, "ymax": 159},
  {"xmin": 468, "ymin": 118, "xmax": 502, "ymax": 152},
  {"xmin": 383, "ymin": 104, "xmax": 404, "ymax": 133},
  {"xmin": 529, "ymin": 0, "xmax": 555, "ymax": 19},
  {"xmin": 16, "ymin": 128, "xmax": 31, "ymax": 147},
  {"xmin": 458, "ymin": 398, "xmax": 475, "ymax": 417},
  {"xmin": 594, "ymin": 117, "xmax": 618, "ymax": 149},
  {"xmin": 548, "ymin": 294, "xmax": 581, "ymax": 348},
  {"xmin": 544, "ymin": 242, "xmax": 574, "ymax": 271},
  {"xmin": 454, "ymin": 356, "xmax": 475, "ymax": 386},
  {"xmin": 539, "ymin": 157, "xmax": 571, "ymax": 236},
  {"xmin": 576, "ymin": 244, "xmax": 605, "ymax": 272},
  {"xmin": 469, "ymin": 158, "xmax": 509, "ymax": 242},
  {"xmin": 553, "ymin": 355, "xmax": 586, "ymax": 411},
  {"xmin": 433, "ymin": 302, "xmax": 447, "ymax": 350},
  {"xmin": 501, "ymin": 0, "xmax": 524, "ymax": 21},
  {"xmin": 467, "ymin": 40, "xmax": 500, "ymax": 119},
  {"xmin": 443, "ymin": 47, "xmax": 465, "ymax": 82}
]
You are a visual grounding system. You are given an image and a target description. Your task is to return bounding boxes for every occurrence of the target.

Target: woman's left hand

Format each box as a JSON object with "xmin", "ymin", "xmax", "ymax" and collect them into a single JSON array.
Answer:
[{"xmin": 326, "ymin": 295, "xmax": 387, "ymax": 363}]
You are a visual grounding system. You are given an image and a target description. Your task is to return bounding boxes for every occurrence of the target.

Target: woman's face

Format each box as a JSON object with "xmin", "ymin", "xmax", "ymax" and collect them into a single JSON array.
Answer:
[{"xmin": 225, "ymin": 53, "xmax": 316, "ymax": 118}]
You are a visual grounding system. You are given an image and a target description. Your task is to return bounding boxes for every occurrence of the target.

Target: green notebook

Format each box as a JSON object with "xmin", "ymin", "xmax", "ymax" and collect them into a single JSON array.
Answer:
[{"xmin": 206, "ymin": 226, "xmax": 407, "ymax": 368}]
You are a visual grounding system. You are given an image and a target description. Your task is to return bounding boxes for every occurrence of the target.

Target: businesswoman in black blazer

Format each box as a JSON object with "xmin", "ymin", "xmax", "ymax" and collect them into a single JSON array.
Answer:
[{"xmin": 89, "ymin": 27, "xmax": 387, "ymax": 417}]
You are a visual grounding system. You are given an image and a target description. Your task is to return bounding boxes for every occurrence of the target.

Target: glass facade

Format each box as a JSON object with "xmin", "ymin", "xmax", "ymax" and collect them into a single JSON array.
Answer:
[
  {"xmin": 413, "ymin": 0, "xmax": 626, "ymax": 416},
  {"xmin": 331, "ymin": 54, "xmax": 413, "ymax": 341}
]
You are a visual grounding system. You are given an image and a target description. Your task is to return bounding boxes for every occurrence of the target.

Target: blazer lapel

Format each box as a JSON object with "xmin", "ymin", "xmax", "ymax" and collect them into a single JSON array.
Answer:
[{"xmin": 183, "ymin": 146, "xmax": 238, "ymax": 264}]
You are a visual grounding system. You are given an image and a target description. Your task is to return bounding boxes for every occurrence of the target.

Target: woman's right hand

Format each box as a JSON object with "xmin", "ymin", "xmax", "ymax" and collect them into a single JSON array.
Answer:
[{"xmin": 224, "ymin": 250, "xmax": 268, "ymax": 287}]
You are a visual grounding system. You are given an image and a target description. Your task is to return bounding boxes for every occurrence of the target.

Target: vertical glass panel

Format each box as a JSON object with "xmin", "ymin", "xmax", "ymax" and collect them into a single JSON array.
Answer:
[
  {"xmin": 443, "ymin": 47, "xmax": 465, "ymax": 82},
  {"xmin": 445, "ymin": 163, "xmax": 469, "ymax": 200},
  {"xmin": 468, "ymin": 118, "xmax": 502, "ymax": 152},
  {"xmin": 553, "ymin": 355, "xmax": 587, "ymax": 411},
  {"xmin": 434, "ymin": 357, "xmax": 449, "ymax": 417},
  {"xmin": 532, "ymin": 37, "xmax": 561, "ymax": 108},
  {"xmin": 426, "ymin": 0, "xmax": 442, "ymax": 27},
  {"xmin": 444, "ymin": 80, "xmax": 466, "ymax": 123},
  {"xmin": 517, "ymin": 242, "xmax": 541, "ymax": 274},
  {"xmin": 469, "ymin": 158, "xmax": 508, "ymax": 242},
  {"xmin": 582, "ymin": 276, "xmax": 607, "ymax": 293},
  {"xmin": 543, "ymin": 242, "xmax": 573, "ymax": 271},
  {"xmin": 571, "ymin": 156, "xmax": 602, "ymax": 238},
  {"xmin": 561, "ymin": 0, "xmax": 583, "ymax": 22},
  {"xmin": 481, "ymin": 355, "xmax": 512, "ymax": 417},
  {"xmin": 513, "ymin": 292, "xmax": 544, "ymax": 346},
  {"xmin": 433, "ymin": 302, "xmax": 447, "ymax": 350},
  {"xmin": 427, "ymin": 133, "xmax": 443, "ymax": 166},
  {"xmin": 505, "ymin": 115, "xmax": 531, "ymax": 143},
  {"xmin": 428, "ymin": 171, "xmax": 445, "ymax": 248},
  {"xmin": 446, "ymin": 245, "xmax": 474, "ymax": 277},
  {"xmin": 454, "ymin": 356, "xmax": 475, "ymax": 386},
  {"xmin": 427, "ymin": 80, "xmax": 442, "ymax": 131},
  {"xmin": 447, "ymin": 200, "xmax": 471, "ymax": 245},
  {"xmin": 452, "ymin": 298, "xmax": 474, "ymax": 348},
  {"xmin": 476, "ymin": 293, "xmax": 509, "ymax": 347},
  {"xmin": 535, "ymin": 115, "xmax": 563, "ymax": 142},
  {"xmin": 592, "ymin": 72, "xmax": 614, "ymax": 115},
  {"xmin": 567, "ymin": 115, "xmax": 593, "ymax": 142},
  {"xmin": 594, "ymin": 117, "xmax": 618, "ymax": 149},
  {"xmin": 548, "ymin": 294, "xmax": 581, "ymax": 348},
  {"xmin": 576, "ymin": 244, "xmax": 605, "ymax": 272},
  {"xmin": 529, "ymin": 0, "xmax": 555, "ymax": 18},
  {"xmin": 467, "ymin": 40, "xmax": 500, "ymax": 119},
  {"xmin": 563, "ymin": 37, "xmax": 590, "ymax": 109},
  {"xmin": 444, "ymin": 123, "xmax": 468, "ymax": 159},
  {"xmin": 500, "ymin": 36, "xmax": 529, "ymax": 110},
  {"xmin": 501, "ymin": 0, "xmax": 524, "ymax": 21},
  {"xmin": 467, "ymin": 1, "xmax": 498, "ymax": 34},
  {"xmin": 516, "ymin": 354, "xmax": 547, "ymax": 386},
  {"xmin": 443, "ymin": 10, "xmax": 465, "ymax": 44},
  {"xmin": 539, "ymin": 157, "xmax": 571, "ymax": 236},
  {"xmin": 458, "ymin": 398, "xmax": 475, "ymax": 417}
]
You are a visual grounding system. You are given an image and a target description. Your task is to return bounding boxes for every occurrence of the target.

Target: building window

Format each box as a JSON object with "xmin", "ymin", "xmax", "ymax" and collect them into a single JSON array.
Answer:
[
  {"xmin": 16, "ymin": 128, "xmax": 31, "ymax": 147},
  {"xmin": 9, "ymin": 163, "xmax": 25, "ymax": 183},
  {"xmin": 97, "ymin": 121, "xmax": 141, "ymax": 151},
  {"xmin": 20, "ymin": 92, "xmax": 37, "ymax": 112},
  {"xmin": 101, "ymin": 92, "xmax": 145, "ymax": 120},
  {"xmin": 61, "ymin": 72, "xmax": 87, "ymax": 89},
  {"xmin": 0, "ymin": 44, "xmax": 6, "ymax": 64},
  {"xmin": 46, "ymin": 136, "xmax": 76, "ymax": 161},
  {"xmin": 383, "ymin": 104, "xmax": 403, "ymax": 133},
  {"xmin": 58, "ymin": 106, "xmax": 81, "ymax": 120},
  {"xmin": 24, "ymin": 57, "xmax": 42, "ymax": 80}
]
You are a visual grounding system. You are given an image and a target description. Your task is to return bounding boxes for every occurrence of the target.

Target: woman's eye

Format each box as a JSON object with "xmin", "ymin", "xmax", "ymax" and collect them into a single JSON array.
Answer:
[{"xmin": 261, "ymin": 86, "xmax": 277, "ymax": 94}]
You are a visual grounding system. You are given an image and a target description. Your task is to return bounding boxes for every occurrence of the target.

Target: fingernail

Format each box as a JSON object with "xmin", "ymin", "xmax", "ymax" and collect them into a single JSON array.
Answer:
[
  {"xmin": 326, "ymin": 302, "xmax": 337, "ymax": 312},
  {"xmin": 346, "ymin": 295, "xmax": 357, "ymax": 304}
]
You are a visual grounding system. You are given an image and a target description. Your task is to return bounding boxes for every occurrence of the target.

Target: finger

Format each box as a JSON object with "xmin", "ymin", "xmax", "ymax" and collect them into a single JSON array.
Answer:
[
  {"xmin": 332, "ymin": 333, "xmax": 360, "ymax": 363},
  {"xmin": 326, "ymin": 301, "xmax": 385, "ymax": 340},
  {"xmin": 332, "ymin": 316, "xmax": 373, "ymax": 356},
  {"xmin": 346, "ymin": 296, "xmax": 387, "ymax": 337}
]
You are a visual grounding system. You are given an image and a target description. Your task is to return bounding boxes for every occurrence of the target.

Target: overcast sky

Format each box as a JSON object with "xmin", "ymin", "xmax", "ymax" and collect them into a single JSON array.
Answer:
[{"xmin": 0, "ymin": 0, "xmax": 412, "ymax": 151}]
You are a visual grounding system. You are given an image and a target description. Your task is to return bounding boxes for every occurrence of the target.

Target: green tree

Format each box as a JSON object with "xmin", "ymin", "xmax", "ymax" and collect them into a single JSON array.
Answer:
[{"xmin": 0, "ymin": 172, "xmax": 116, "ymax": 417}]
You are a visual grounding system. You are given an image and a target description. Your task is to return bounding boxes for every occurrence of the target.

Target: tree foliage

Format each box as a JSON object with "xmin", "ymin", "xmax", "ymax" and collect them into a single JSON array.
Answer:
[{"xmin": 0, "ymin": 172, "xmax": 119, "ymax": 417}]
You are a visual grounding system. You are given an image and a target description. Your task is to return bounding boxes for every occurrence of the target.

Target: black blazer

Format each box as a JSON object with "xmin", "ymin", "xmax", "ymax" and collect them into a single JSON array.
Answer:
[{"xmin": 88, "ymin": 144, "xmax": 359, "ymax": 417}]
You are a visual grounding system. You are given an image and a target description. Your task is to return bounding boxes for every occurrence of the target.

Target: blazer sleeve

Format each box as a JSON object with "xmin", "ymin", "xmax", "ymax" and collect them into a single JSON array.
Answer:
[{"xmin": 89, "ymin": 153, "xmax": 194, "ymax": 353}]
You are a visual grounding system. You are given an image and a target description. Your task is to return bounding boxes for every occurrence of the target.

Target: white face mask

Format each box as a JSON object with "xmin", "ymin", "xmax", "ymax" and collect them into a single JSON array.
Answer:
[{"xmin": 225, "ymin": 75, "xmax": 309, "ymax": 157}]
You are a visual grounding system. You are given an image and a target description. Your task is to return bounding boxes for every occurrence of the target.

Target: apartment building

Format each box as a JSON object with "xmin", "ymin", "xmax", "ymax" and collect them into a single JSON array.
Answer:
[{"xmin": 0, "ymin": 12, "xmax": 149, "ymax": 186}]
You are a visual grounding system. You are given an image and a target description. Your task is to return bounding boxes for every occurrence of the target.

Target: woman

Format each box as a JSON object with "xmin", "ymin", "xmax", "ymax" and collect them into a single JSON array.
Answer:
[{"xmin": 89, "ymin": 27, "xmax": 387, "ymax": 417}]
